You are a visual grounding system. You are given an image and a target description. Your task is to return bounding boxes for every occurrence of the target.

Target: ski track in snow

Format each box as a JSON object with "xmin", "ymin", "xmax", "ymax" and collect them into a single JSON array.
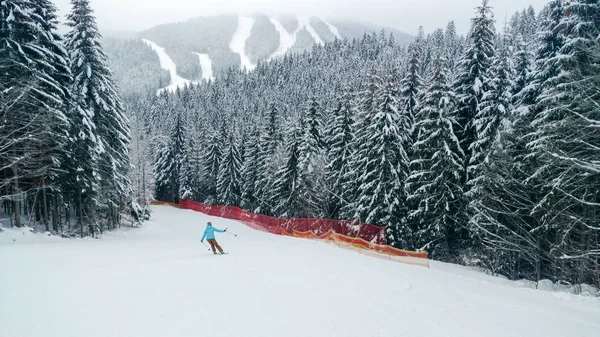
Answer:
[
  {"xmin": 322, "ymin": 18, "xmax": 342, "ymax": 40},
  {"xmin": 142, "ymin": 39, "xmax": 196, "ymax": 94},
  {"xmin": 230, "ymin": 16, "xmax": 255, "ymax": 71},
  {"xmin": 2, "ymin": 205, "xmax": 600, "ymax": 337},
  {"xmin": 194, "ymin": 52, "xmax": 214, "ymax": 82},
  {"xmin": 298, "ymin": 16, "xmax": 324, "ymax": 46},
  {"xmin": 268, "ymin": 17, "xmax": 300, "ymax": 60},
  {"xmin": 268, "ymin": 16, "xmax": 324, "ymax": 61}
]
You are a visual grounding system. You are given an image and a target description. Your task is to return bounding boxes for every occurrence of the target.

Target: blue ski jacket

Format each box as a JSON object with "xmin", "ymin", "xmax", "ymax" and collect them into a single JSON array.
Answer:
[{"xmin": 201, "ymin": 224, "xmax": 224, "ymax": 241}]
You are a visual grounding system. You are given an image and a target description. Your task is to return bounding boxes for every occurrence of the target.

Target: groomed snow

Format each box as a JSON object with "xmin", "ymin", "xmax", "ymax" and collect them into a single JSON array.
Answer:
[
  {"xmin": 230, "ymin": 16, "xmax": 255, "ymax": 71},
  {"xmin": 268, "ymin": 16, "xmax": 325, "ymax": 61},
  {"xmin": 322, "ymin": 18, "xmax": 342, "ymax": 40},
  {"xmin": 1, "ymin": 205, "xmax": 599, "ymax": 337},
  {"xmin": 268, "ymin": 17, "xmax": 299, "ymax": 60},
  {"xmin": 142, "ymin": 39, "xmax": 196, "ymax": 94},
  {"xmin": 298, "ymin": 16, "xmax": 324, "ymax": 46},
  {"xmin": 194, "ymin": 52, "xmax": 215, "ymax": 82}
]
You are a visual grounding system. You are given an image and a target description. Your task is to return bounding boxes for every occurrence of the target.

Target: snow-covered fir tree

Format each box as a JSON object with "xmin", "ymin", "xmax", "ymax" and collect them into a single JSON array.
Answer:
[
  {"xmin": 351, "ymin": 71, "xmax": 409, "ymax": 245},
  {"xmin": 217, "ymin": 133, "xmax": 243, "ymax": 206},
  {"xmin": 272, "ymin": 117, "xmax": 304, "ymax": 217},
  {"xmin": 407, "ymin": 56, "xmax": 465, "ymax": 258},
  {"xmin": 240, "ymin": 126, "xmax": 261, "ymax": 212},
  {"xmin": 66, "ymin": 0, "xmax": 131, "ymax": 228},
  {"xmin": 154, "ymin": 113, "xmax": 185, "ymax": 204},
  {"xmin": 1, "ymin": 0, "xmax": 71, "ymax": 229},
  {"xmin": 324, "ymin": 90, "xmax": 355, "ymax": 219},
  {"xmin": 467, "ymin": 33, "xmax": 514, "ymax": 206},
  {"xmin": 254, "ymin": 103, "xmax": 281, "ymax": 215},
  {"xmin": 201, "ymin": 128, "xmax": 224, "ymax": 204},
  {"xmin": 296, "ymin": 97, "xmax": 327, "ymax": 217},
  {"xmin": 453, "ymin": 0, "xmax": 496, "ymax": 183}
]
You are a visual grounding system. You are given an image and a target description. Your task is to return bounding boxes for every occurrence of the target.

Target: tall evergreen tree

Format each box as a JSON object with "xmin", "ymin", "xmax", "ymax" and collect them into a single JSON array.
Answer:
[
  {"xmin": 453, "ymin": 0, "xmax": 496, "ymax": 183},
  {"xmin": 351, "ymin": 73, "xmax": 409, "ymax": 244},
  {"xmin": 254, "ymin": 103, "xmax": 281, "ymax": 215},
  {"xmin": 529, "ymin": 0, "xmax": 600, "ymax": 284},
  {"xmin": 401, "ymin": 42, "xmax": 422, "ymax": 145},
  {"xmin": 272, "ymin": 117, "xmax": 304, "ymax": 217},
  {"xmin": 1, "ymin": 0, "xmax": 71, "ymax": 229},
  {"xmin": 467, "ymin": 34, "xmax": 514, "ymax": 202},
  {"xmin": 341, "ymin": 69, "xmax": 381, "ymax": 220},
  {"xmin": 407, "ymin": 56, "xmax": 465, "ymax": 258},
  {"xmin": 201, "ymin": 129, "xmax": 224, "ymax": 204},
  {"xmin": 297, "ymin": 97, "xmax": 326, "ymax": 217},
  {"xmin": 154, "ymin": 113, "xmax": 185, "ymax": 203},
  {"xmin": 65, "ymin": 0, "xmax": 131, "ymax": 227},
  {"xmin": 217, "ymin": 133, "xmax": 243, "ymax": 206},
  {"xmin": 324, "ymin": 90, "xmax": 355, "ymax": 219},
  {"xmin": 240, "ymin": 126, "xmax": 261, "ymax": 211}
]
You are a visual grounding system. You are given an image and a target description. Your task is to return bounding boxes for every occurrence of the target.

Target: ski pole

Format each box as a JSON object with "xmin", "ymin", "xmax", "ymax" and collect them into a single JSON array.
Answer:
[
  {"xmin": 201, "ymin": 241, "xmax": 211, "ymax": 251},
  {"xmin": 225, "ymin": 228, "xmax": 237, "ymax": 237}
]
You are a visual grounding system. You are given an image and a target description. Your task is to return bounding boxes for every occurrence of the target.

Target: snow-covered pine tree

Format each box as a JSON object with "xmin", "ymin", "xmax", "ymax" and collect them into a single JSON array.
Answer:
[
  {"xmin": 444, "ymin": 21, "xmax": 465, "ymax": 81},
  {"xmin": 201, "ymin": 128, "xmax": 224, "ymax": 205},
  {"xmin": 178, "ymin": 126, "xmax": 195, "ymax": 200},
  {"xmin": 0, "ymin": 0, "xmax": 71, "ymax": 229},
  {"xmin": 324, "ymin": 90, "xmax": 355, "ymax": 219},
  {"xmin": 467, "ymin": 33, "xmax": 514, "ymax": 206},
  {"xmin": 466, "ymin": 32, "xmax": 519, "ymax": 269},
  {"xmin": 529, "ymin": 0, "xmax": 600, "ymax": 286},
  {"xmin": 65, "ymin": 0, "xmax": 131, "ymax": 229},
  {"xmin": 401, "ymin": 42, "xmax": 422, "ymax": 144},
  {"xmin": 129, "ymin": 103, "xmax": 155, "ymax": 208},
  {"xmin": 297, "ymin": 96, "xmax": 327, "ymax": 217},
  {"xmin": 341, "ymin": 68, "xmax": 382, "ymax": 220},
  {"xmin": 154, "ymin": 113, "xmax": 185, "ymax": 204},
  {"xmin": 351, "ymin": 72, "xmax": 409, "ymax": 246},
  {"xmin": 240, "ymin": 126, "xmax": 261, "ymax": 212},
  {"xmin": 407, "ymin": 56, "xmax": 465, "ymax": 259},
  {"xmin": 272, "ymin": 116, "xmax": 304, "ymax": 217},
  {"xmin": 512, "ymin": 34, "xmax": 533, "ymax": 97},
  {"xmin": 217, "ymin": 133, "xmax": 243, "ymax": 206},
  {"xmin": 453, "ymin": 0, "xmax": 496, "ymax": 183},
  {"xmin": 254, "ymin": 103, "xmax": 281, "ymax": 215}
]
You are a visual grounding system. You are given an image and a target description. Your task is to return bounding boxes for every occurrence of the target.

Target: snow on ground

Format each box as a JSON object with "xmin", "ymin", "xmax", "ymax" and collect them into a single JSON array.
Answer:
[
  {"xmin": 194, "ymin": 52, "xmax": 214, "ymax": 82},
  {"xmin": 268, "ymin": 17, "xmax": 299, "ymax": 60},
  {"xmin": 269, "ymin": 16, "xmax": 325, "ymax": 60},
  {"xmin": 1, "ymin": 205, "xmax": 599, "ymax": 337},
  {"xmin": 298, "ymin": 15, "xmax": 324, "ymax": 46},
  {"xmin": 142, "ymin": 39, "xmax": 196, "ymax": 94},
  {"xmin": 322, "ymin": 18, "xmax": 342, "ymax": 40},
  {"xmin": 229, "ymin": 16, "xmax": 255, "ymax": 71}
]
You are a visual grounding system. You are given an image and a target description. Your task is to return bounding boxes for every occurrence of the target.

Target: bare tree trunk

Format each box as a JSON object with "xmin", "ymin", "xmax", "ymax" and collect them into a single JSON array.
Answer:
[
  {"xmin": 52, "ymin": 193, "xmax": 58, "ymax": 232},
  {"xmin": 11, "ymin": 166, "xmax": 21, "ymax": 227},
  {"xmin": 42, "ymin": 178, "xmax": 49, "ymax": 232},
  {"xmin": 78, "ymin": 190, "xmax": 83, "ymax": 238}
]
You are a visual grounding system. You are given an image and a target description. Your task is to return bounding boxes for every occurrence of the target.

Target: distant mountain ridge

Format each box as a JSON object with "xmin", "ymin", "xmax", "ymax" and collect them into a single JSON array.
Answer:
[{"xmin": 103, "ymin": 14, "xmax": 414, "ymax": 98}]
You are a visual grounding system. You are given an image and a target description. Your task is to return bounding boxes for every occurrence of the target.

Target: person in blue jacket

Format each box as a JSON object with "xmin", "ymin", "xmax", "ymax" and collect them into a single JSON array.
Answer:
[{"xmin": 201, "ymin": 222, "xmax": 226, "ymax": 254}]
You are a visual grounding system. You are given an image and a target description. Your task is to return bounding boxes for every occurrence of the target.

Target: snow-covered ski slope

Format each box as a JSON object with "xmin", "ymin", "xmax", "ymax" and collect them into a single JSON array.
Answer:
[
  {"xmin": 142, "ymin": 39, "xmax": 197, "ymax": 93},
  {"xmin": 194, "ymin": 52, "xmax": 215, "ymax": 82},
  {"xmin": 269, "ymin": 15, "xmax": 337, "ymax": 60},
  {"xmin": 1, "ymin": 205, "xmax": 599, "ymax": 337},
  {"xmin": 230, "ymin": 16, "xmax": 256, "ymax": 71}
]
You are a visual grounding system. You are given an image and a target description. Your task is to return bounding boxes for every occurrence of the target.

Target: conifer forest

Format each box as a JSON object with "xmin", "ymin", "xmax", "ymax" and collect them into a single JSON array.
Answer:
[{"xmin": 2, "ymin": 0, "xmax": 599, "ymax": 289}]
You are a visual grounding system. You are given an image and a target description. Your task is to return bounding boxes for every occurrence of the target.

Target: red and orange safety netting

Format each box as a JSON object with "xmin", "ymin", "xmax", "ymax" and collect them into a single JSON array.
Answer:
[{"xmin": 175, "ymin": 198, "xmax": 429, "ymax": 267}]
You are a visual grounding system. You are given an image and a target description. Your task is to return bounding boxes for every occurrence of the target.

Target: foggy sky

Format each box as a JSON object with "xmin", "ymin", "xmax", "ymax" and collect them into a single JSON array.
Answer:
[{"xmin": 52, "ymin": 0, "xmax": 550, "ymax": 35}]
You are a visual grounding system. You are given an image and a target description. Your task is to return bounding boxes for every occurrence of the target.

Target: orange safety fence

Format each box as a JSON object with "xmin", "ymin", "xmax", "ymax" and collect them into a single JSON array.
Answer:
[
  {"xmin": 172, "ymin": 198, "xmax": 429, "ymax": 267},
  {"xmin": 150, "ymin": 201, "xmax": 180, "ymax": 208}
]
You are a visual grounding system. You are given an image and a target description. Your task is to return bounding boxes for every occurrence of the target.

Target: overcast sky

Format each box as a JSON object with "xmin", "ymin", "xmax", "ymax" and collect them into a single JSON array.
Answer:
[{"xmin": 52, "ymin": 0, "xmax": 550, "ymax": 35}]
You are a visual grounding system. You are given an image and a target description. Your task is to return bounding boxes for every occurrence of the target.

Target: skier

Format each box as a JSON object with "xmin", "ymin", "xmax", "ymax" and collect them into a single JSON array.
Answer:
[{"xmin": 201, "ymin": 222, "xmax": 227, "ymax": 254}]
